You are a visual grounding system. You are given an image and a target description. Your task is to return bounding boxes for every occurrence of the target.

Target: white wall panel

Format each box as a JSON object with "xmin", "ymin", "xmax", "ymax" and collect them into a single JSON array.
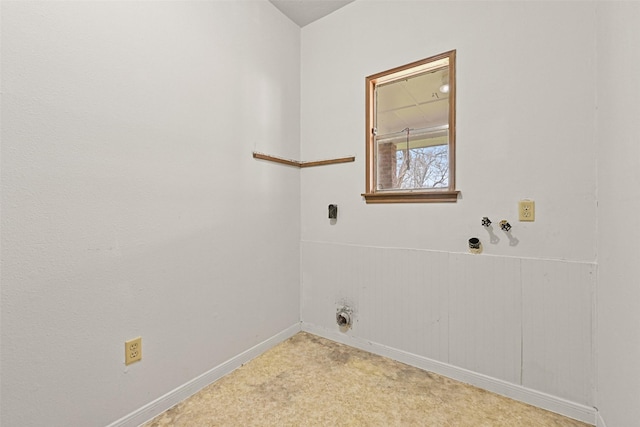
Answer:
[
  {"xmin": 302, "ymin": 242, "xmax": 449, "ymax": 362},
  {"xmin": 522, "ymin": 259, "xmax": 595, "ymax": 406},
  {"xmin": 448, "ymin": 254, "xmax": 522, "ymax": 384},
  {"xmin": 302, "ymin": 242, "xmax": 594, "ymax": 409}
]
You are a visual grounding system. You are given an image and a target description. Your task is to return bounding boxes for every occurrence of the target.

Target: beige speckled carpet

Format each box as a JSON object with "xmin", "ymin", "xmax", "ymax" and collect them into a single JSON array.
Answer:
[{"xmin": 143, "ymin": 332, "xmax": 591, "ymax": 426}]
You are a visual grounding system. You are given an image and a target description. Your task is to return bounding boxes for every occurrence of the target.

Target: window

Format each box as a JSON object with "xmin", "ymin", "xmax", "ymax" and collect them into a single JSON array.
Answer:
[{"xmin": 363, "ymin": 50, "xmax": 459, "ymax": 203}]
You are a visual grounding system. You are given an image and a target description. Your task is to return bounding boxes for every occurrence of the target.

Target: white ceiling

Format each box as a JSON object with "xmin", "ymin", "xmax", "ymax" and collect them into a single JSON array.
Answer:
[
  {"xmin": 377, "ymin": 68, "xmax": 450, "ymax": 137},
  {"xmin": 269, "ymin": 0, "xmax": 355, "ymax": 27}
]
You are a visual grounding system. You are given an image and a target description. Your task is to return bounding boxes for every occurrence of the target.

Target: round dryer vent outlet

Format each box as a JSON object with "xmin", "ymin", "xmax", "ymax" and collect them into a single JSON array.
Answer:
[{"xmin": 336, "ymin": 306, "xmax": 353, "ymax": 328}]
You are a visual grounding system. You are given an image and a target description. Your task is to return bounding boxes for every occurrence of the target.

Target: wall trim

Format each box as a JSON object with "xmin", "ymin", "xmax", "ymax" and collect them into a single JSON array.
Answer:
[
  {"xmin": 301, "ymin": 239, "xmax": 599, "ymax": 266},
  {"xmin": 302, "ymin": 322, "xmax": 597, "ymax": 426},
  {"xmin": 106, "ymin": 323, "xmax": 302, "ymax": 427},
  {"xmin": 596, "ymin": 411, "xmax": 607, "ymax": 427}
]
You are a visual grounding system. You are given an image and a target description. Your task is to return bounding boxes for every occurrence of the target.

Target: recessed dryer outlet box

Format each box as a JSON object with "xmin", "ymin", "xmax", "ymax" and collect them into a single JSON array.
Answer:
[
  {"xmin": 518, "ymin": 200, "xmax": 535, "ymax": 222},
  {"xmin": 328, "ymin": 204, "xmax": 338, "ymax": 219}
]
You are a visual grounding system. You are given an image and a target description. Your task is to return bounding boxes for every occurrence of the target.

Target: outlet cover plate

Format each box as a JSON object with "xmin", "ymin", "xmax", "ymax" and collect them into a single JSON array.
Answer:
[
  {"xmin": 518, "ymin": 200, "xmax": 535, "ymax": 221},
  {"xmin": 125, "ymin": 337, "xmax": 142, "ymax": 365}
]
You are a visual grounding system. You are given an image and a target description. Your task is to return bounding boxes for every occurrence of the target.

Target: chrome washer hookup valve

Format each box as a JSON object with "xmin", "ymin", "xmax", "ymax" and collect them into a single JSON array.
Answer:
[{"xmin": 499, "ymin": 220, "xmax": 512, "ymax": 232}]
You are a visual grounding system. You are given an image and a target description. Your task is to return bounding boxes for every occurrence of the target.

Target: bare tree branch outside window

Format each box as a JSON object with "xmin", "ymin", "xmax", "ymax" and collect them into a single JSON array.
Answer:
[{"xmin": 394, "ymin": 146, "xmax": 449, "ymax": 190}]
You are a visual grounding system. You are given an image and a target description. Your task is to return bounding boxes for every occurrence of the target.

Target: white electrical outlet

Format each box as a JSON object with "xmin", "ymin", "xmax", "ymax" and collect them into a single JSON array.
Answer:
[{"xmin": 518, "ymin": 200, "xmax": 535, "ymax": 222}]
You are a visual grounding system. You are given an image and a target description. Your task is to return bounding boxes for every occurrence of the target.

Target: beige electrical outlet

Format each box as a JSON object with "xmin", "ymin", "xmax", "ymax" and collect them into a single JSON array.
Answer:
[
  {"xmin": 125, "ymin": 337, "xmax": 142, "ymax": 365},
  {"xmin": 518, "ymin": 200, "xmax": 535, "ymax": 222}
]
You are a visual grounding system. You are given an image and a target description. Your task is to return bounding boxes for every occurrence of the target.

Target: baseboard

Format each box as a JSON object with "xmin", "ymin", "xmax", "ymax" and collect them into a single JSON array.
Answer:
[
  {"xmin": 107, "ymin": 323, "xmax": 302, "ymax": 427},
  {"xmin": 302, "ymin": 322, "xmax": 597, "ymax": 426}
]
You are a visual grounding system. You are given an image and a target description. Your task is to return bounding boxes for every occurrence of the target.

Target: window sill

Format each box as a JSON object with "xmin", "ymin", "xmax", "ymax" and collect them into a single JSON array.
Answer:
[{"xmin": 362, "ymin": 190, "xmax": 460, "ymax": 204}]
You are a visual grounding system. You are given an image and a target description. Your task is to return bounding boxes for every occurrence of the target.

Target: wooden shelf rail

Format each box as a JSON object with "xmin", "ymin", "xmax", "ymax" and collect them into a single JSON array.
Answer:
[{"xmin": 252, "ymin": 152, "xmax": 355, "ymax": 168}]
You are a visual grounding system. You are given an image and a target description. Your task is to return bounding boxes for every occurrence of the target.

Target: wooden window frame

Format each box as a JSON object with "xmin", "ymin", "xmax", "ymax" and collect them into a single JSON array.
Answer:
[{"xmin": 362, "ymin": 50, "xmax": 459, "ymax": 204}]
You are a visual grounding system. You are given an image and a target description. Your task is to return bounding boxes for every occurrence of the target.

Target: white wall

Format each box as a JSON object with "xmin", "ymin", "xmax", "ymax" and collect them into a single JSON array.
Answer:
[
  {"xmin": 301, "ymin": 0, "xmax": 597, "ymax": 417},
  {"xmin": 0, "ymin": 2, "xmax": 301, "ymax": 426},
  {"xmin": 301, "ymin": 1, "xmax": 597, "ymax": 261},
  {"xmin": 596, "ymin": 2, "xmax": 640, "ymax": 426}
]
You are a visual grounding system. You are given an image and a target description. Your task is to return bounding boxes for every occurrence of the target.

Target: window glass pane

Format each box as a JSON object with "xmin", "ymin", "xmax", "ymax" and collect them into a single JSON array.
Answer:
[
  {"xmin": 374, "ymin": 66, "xmax": 450, "ymax": 191},
  {"xmin": 376, "ymin": 131, "xmax": 449, "ymax": 190}
]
